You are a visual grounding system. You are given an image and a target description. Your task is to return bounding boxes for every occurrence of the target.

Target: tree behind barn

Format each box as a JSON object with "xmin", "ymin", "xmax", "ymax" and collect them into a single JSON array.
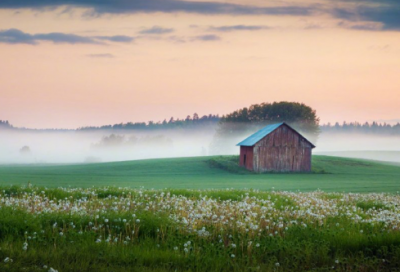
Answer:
[{"xmin": 210, "ymin": 102, "xmax": 320, "ymax": 154}]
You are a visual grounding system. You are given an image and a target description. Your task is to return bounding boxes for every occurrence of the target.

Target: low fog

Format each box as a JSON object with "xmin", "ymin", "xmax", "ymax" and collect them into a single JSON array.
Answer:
[
  {"xmin": 0, "ymin": 129, "xmax": 215, "ymax": 164},
  {"xmin": 1, "ymin": 128, "xmax": 400, "ymax": 164},
  {"xmin": 315, "ymin": 133, "xmax": 400, "ymax": 163}
]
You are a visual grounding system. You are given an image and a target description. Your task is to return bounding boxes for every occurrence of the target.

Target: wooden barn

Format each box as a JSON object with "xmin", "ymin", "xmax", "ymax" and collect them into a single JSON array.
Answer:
[{"xmin": 237, "ymin": 122, "xmax": 315, "ymax": 173}]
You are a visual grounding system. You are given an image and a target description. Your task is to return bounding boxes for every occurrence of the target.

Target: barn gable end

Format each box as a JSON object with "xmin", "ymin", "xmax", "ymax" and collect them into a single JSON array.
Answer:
[{"xmin": 237, "ymin": 123, "xmax": 315, "ymax": 173}]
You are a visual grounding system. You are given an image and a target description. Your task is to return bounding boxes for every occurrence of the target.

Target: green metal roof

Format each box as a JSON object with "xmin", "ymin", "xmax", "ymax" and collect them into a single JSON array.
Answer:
[
  {"xmin": 236, "ymin": 122, "xmax": 315, "ymax": 148},
  {"xmin": 236, "ymin": 123, "xmax": 284, "ymax": 147}
]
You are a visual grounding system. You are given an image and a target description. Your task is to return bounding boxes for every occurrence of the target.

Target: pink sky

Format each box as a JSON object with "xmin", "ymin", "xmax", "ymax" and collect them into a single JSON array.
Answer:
[{"xmin": 0, "ymin": 1, "xmax": 399, "ymax": 129}]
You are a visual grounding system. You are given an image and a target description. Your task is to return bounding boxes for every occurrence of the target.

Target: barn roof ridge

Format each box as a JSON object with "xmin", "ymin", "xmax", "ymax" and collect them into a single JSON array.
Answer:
[{"xmin": 236, "ymin": 122, "xmax": 316, "ymax": 148}]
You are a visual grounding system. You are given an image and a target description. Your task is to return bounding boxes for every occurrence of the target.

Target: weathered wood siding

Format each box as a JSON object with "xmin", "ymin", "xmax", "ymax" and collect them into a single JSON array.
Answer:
[
  {"xmin": 252, "ymin": 124, "xmax": 313, "ymax": 173},
  {"xmin": 239, "ymin": 146, "xmax": 254, "ymax": 171}
]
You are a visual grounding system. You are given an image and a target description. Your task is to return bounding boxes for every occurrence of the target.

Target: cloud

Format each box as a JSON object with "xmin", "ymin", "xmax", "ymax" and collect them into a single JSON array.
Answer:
[
  {"xmin": 1, "ymin": 0, "xmax": 398, "ymax": 32},
  {"xmin": 139, "ymin": 26, "xmax": 174, "ymax": 35},
  {"xmin": 0, "ymin": 29, "xmax": 136, "ymax": 45},
  {"xmin": 168, "ymin": 36, "xmax": 187, "ymax": 43},
  {"xmin": 0, "ymin": 0, "xmax": 314, "ymax": 16},
  {"xmin": 86, "ymin": 53, "xmax": 115, "ymax": 58},
  {"xmin": 0, "ymin": 28, "xmax": 36, "ymax": 44},
  {"xmin": 34, "ymin": 32, "xmax": 98, "ymax": 44},
  {"xmin": 95, "ymin": 35, "xmax": 135, "ymax": 43},
  {"xmin": 332, "ymin": 1, "xmax": 400, "ymax": 31},
  {"xmin": 0, "ymin": 28, "xmax": 98, "ymax": 44},
  {"xmin": 304, "ymin": 23, "xmax": 324, "ymax": 30},
  {"xmin": 0, "ymin": 28, "xmax": 219, "ymax": 46},
  {"xmin": 338, "ymin": 21, "xmax": 383, "ymax": 31},
  {"xmin": 208, "ymin": 25, "xmax": 270, "ymax": 32},
  {"xmin": 192, "ymin": 34, "xmax": 221, "ymax": 41}
]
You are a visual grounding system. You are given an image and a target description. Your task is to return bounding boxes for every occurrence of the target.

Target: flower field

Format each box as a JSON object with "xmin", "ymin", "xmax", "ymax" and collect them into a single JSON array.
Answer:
[{"xmin": 1, "ymin": 186, "xmax": 400, "ymax": 271}]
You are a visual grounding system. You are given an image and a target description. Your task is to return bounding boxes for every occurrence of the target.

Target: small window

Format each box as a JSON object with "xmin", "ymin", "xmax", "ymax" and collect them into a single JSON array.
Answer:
[{"xmin": 244, "ymin": 154, "xmax": 247, "ymax": 165}]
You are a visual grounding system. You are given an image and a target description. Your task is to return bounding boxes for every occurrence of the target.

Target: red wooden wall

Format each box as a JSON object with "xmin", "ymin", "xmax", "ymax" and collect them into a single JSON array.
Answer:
[
  {"xmin": 239, "ymin": 146, "xmax": 254, "ymax": 171},
  {"xmin": 239, "ymin": 124, "xmax": 314, "ymax": 173}
]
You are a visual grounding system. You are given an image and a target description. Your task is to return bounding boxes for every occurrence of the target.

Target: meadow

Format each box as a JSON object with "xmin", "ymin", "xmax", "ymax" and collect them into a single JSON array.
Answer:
[
  {"xmin": 1, "ymin": 156, "xmax": 400, "ymax": 271},
  {"xmin": 1, "ymin": 186, "xmax": 400, "ymax": 271},
  {"xmin": 0, "ymin": 156, "xmax": 400, "ymax": 192}
]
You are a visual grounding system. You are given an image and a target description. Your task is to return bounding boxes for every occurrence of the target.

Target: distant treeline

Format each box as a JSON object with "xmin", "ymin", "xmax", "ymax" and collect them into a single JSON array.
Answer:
[
  {"xmin": 0, "ymin": 120, "xmax": 13, "ymax": 129},
  {"xmin": 2, "ymin": 116, "xmax": 400, "ymax": 136},
  {"xmin": 321, "ymin": 122, "xmax": 400, "ymax": 135},
  {"xmin": 77, "ymin": 113, "xmax": 220, "ymax": 131}
]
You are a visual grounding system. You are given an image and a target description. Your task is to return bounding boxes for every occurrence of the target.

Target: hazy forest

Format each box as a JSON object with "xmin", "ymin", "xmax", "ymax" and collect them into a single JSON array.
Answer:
[{"xmin": 1, "ymin": 102, "xmax": 400, "ymax": 165}]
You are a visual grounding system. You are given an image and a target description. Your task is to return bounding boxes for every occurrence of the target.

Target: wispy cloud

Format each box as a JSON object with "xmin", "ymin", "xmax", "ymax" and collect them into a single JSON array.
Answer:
[
  {"xmin": 86, "ymin": 53, "xmax": 115, "ymax": 58},
  {"xmin": 192, "ymin": 34, "xmax": 221, "ymax": 41},
  {"xmin": 208, "ymin": 25, "xmax": 271, "ymax": 32},
  {"xmin": 0, "ymin": 28, "xmax": 223, "ymax": 46},
  {"xmin": 1, "ymin": 0, "xmax": 399, "ymax": 32},
  {"xmin": 332, "ymin": 0, "xmax": 400, "ymax": 31},
  {"xmin": 139, "ymin": 26, "xmax": 174, "ymax": 35},
  {"xmin": 95, "ymin": 35, "xmax": 135, "ymax": 43},
  {"xmin": 0, "ymin": 0, "xmax": 314, "ymax": 16},
  {"xmin": 0, "ymin": 29, "xmax": 135, "ymax": 45},
  {"xmin": 337, "ymin": 21, "xmax": 384, "ymax": 31},
  {"xmin": 0, "ymin": 28, "xmax": 98, "ymax": 45},
  {"xmin": 0, "ymin": 29, "xmax": 36, "ymax": 44},
  {"xmin": 168, "ymin": 36, "xmax": 187, "ymax": 43}
]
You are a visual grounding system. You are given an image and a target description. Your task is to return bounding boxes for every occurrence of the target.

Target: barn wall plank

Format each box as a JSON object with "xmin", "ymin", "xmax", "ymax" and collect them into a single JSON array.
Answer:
[
  {"xmin": 240, "ymin": 146, "xmax": 254, "ymax": 170},
  {"xmin": 252, "ymin": 124, "xmax": 313, "ymax": 173}
]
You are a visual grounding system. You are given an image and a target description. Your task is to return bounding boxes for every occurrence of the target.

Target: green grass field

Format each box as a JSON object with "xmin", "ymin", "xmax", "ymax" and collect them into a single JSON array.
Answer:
[
  {"xmin": 1, "ymin": 186, "xmax": 400, "ymax": 272},
  {"xmin": 0, "ymin": 155, "xmax": 399, "ymax": 192},
  {"xmin": 1, "ymin": 157, "xmax": 400, "ymax": 271}
]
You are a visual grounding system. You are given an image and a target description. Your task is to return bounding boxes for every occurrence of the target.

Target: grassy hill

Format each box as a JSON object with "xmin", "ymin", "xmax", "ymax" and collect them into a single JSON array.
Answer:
[
  {"xmin": 316, "ymin": 150, "xmax": 400, "ymax": 163},
  {"xmin": 0, "ymin": 155, "xmax": 399, "ymax": 192}
]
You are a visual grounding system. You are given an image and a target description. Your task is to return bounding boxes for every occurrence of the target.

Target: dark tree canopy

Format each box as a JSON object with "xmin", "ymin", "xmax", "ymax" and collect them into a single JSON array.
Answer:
[{"xmin": 221, "ymin": 101, "xmax": 319, "ymax": 132}]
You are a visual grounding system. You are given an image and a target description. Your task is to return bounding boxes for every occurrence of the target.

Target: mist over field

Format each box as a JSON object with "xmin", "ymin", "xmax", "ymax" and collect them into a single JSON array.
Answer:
[
  {"xmin": 316, "ymin": 133, "xmax": 400, "ymax": 163},
  {"xmin": 1, "ymin": 128, "xmax": 400, "ymax": 164},
  {"xmin": 0, "ymin": 128, "xmax": 215, "ymax": 164}
]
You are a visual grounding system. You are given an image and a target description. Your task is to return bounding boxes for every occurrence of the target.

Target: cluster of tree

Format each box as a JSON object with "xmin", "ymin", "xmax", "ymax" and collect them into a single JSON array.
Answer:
[
  {"xmin": 79, "ymin": 113, "xmax": 220, "ymax": 131},
  {"xmin": 91, "ymin": 134, "xmax": 172, "ymax": 149},
  {"xmin": 220, "ymin": 101, "xmax": 320, "ymax": 135},
  {"xmin": 321, "ymin": 122, "xmax": 400, "ymax": 135},
  {"xmin": 210, "ymin": 102, "xmax": 320, "ymax": 154},
  {"xmin": 0, "ymin": 120, "xmax": 12, "ymax": 129}
]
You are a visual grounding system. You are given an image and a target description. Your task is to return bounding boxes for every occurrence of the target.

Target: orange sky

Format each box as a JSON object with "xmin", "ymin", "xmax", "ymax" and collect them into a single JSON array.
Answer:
[{"xmin": 0, "ymin": 2, "xmax": 399, "ymax": 129}]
